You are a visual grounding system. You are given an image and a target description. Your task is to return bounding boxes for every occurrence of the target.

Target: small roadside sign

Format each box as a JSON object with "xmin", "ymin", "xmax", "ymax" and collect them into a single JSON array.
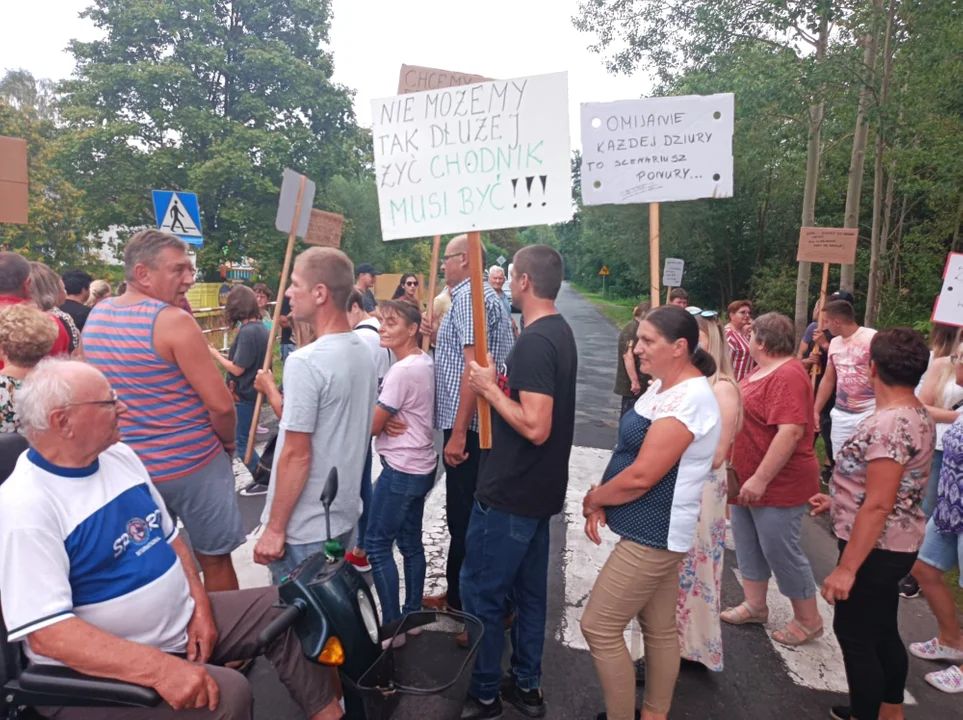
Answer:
[
  {"xmin": 599, "ymin": 266, "xmax": 610, "ymax": 276},
  {"xmin": 153, "ymin": 190, "xmax": 203, "ymax": 246},
  {"xmin": 497, "ymin": 255, "xmax": 507, "ymax": 266}
]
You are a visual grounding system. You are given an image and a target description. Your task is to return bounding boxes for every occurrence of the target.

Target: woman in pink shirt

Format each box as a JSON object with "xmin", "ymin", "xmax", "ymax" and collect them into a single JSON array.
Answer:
[
  {"xmin": 365, "ymin": 300, "xmax": 438, "ymax": 638},
  {"xmin": 725, "ymin": 300, "xmax": 757, "ymax": 382}
]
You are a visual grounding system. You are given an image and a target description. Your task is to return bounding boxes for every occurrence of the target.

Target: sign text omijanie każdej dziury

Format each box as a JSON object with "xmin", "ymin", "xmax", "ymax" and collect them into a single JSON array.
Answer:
[
  {"xmin": 580, "ymin": 93, "xmax": 734, "ymax": 206},
  {"xmin": 371, "ymin": 72, "xmax": 572, "ymax": 241}
]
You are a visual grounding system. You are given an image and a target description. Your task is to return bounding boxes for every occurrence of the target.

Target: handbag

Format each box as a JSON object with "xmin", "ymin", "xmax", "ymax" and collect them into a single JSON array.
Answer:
[{"xmin": 726, "ymin": 445, "xmax": 741, "ymax": 502}]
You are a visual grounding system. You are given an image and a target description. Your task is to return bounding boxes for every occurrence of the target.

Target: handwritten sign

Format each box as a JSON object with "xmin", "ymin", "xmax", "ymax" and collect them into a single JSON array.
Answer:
[
  {"xmin": 580, "ymin": 93, "xmax": 734, "ymax": 206},
  {"xmin": 305, "ymin": 209, "xmax": 344, "ymax": 248},
  {"xmin": 0, "ymin": 136, "xmax": 28, "ymax": 225},
  {"xmin": 796, "ymin": 227, "xmax": 858, "ymax": 265},
  {"xmin": 371, "ymin": 72, "xmax": 572, "ymax": 241},
  {"xmin": 932, "ymin": 252, "xmax": 963, "ymax": 328},
  {"xmin": 398, "ymin": 64, "xmax": 492, "ymax": 95},
  {"xmin": 663, "ymin": 258, "xmax": 684, "ymax": 287}
]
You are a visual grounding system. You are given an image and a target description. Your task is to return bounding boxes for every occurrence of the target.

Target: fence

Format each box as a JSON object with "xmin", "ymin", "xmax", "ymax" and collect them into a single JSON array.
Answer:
[{"xmin": 195, "ymin": 302, "xmax": 275, "ymax": 352}]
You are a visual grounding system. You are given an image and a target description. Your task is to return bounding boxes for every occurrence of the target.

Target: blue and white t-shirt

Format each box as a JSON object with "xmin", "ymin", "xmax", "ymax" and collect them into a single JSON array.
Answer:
[
  {"xmin": 0, "ymin": 443, "xmax": 194, "ymax": 664},
  {"xmin": 602, "ymin": 376, "xmax": 721, "ymax": 553}
]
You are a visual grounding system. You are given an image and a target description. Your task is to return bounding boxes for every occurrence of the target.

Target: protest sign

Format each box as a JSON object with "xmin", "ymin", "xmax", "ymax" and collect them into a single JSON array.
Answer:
[
  {"xmin": 580, "ymin": 93, "xmax": 734, "ymax": 206},
  {"xmin": 932, "ymin": 252, "xmax": 963, "ymax": 328},
  {"xmin": 0, "ymin": 136, "xmax": 28, "ymax": 225},
  {"xmin": 305, "ymin": 209, "xmax": 344, "ymax": 248},
  {"xmin": 275, "ymin": 169, "xmax": 317, "ymax": 238},
  {"xmin": 371, "ymin": 72, "xmax": 572, "ymax": 241},
  {"xmin": 398, "ymin": 64, "xmax": 491, "ymax": 94},
  {"xmin": 796, "ymin": 227, "xmax": 858, "ymax": 265},
  {"xmin": 663, "ymin": 258, "xmax": 684, "ymax": 287}
]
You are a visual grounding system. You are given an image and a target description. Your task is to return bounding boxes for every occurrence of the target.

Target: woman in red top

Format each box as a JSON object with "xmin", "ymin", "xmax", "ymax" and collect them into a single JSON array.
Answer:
[
  {"xmin": 725, "ymin": 300, "xmax": 756, "ymax": 382},
  {"xmin": 721, "ymin": 312, "xmax": 823, "ymax": 647}
]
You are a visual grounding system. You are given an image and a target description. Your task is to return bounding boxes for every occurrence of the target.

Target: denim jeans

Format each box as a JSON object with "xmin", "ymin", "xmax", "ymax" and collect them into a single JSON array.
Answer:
[
  {"xmin": 356, "ymin": 445, "xmax": 373, "ymax": 550},
  {"xmin": 365, "ymin": 459, "xmax": 436, "ymax": 624},
  {"xmin": 234, "ymin": 399, "xmax": 260, "ymax": 475},
  {"xmin": 268, "ymin": 529, "xmax": 356, "ymax": 586},
  {"xmin": 460, "ymin": 501, "xmax": 551, "ymax": 702},
  {"xmin": 443, "ymin": 429, "xmax": 481, "ymax": 611},
  {"xmin": 922, "ymin": 449, "xmax": 944, "ymax": 518},
  {"xmin": 280, "ymin": 342, "xmax": 296, "ymax": 365}
]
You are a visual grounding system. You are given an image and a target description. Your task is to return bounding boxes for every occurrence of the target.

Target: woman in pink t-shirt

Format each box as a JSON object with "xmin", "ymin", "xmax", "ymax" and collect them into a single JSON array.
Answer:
[{"xmin": 365, "ymin": 300, "xmax": 437, "ymax": 638}]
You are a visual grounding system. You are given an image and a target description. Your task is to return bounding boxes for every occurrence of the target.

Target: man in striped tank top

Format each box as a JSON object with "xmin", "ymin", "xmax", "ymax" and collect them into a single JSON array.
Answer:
[{"xmin": 83, "ymin": 230, "xmax": 245, "ymax": 592}]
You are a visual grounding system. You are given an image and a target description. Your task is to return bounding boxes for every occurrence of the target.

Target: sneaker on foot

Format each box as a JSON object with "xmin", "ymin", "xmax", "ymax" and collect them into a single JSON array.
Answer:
[
  {"xmin": 499, "ymin": 674, "xmax": 546, "ymax": 718},
  {"xmin": 256, "ymin": 425, "xmax": 269, "ymax": 434},
  {"xmin": 239, "ymin": 481, "xmax": 269, "ymax": 497},
  {"xmin": 898, "ymin": 574, "xmax": 921, "ymax": 599},
  {"xmin": 829, "ymin": 707, "xmax": 851, "ymax": 720},
  {"xmin": 909, "ymin": 637, "xmax": 963, "ymax": 663},
  {"xmin": 422, "ymin": 593, "xmax": 449, "ymax": 610},
  {"xmin": 925, "ymin": 665, "xmax": 963, "ymax": 693},
  {"xmin": 345, "ymin": 550, "xmax": 371, "ymax": 573},
  {"xmin": 596, "ymin": 711, "xmax": 640, "ymax": 720},
  {"xmin": 461, "ymin": 696, "xmax": 503, "ymax": 719}
]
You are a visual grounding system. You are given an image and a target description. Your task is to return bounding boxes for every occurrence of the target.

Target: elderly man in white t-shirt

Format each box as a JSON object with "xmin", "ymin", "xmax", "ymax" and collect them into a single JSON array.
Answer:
[{"xmin": 0, "ymin": 359, "xmax": 342, "ymax": 720}]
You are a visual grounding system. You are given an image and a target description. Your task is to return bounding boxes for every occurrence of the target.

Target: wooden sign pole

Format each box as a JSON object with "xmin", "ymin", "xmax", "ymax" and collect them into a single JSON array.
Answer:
[
  {"xmin": 650, "ymin": 203, "xmax": 661, "ymax": 308},
  {"xmin": 244, "ymin": 174, "xmax": 307, "ymax": 466},
  {"xmin": 422, "ymin": 235, "xmax": 441, "ymax": 351},
  {"xmin": 665, "ymin": 287, "xmax": 672, "ymax": 305},
  {"xmin": 467, "ymin": 231, "xmax": 492, "ymax": 449},
  {"xmin": 810, "ymin": 262, "xmax": 831, "ymax": 388}
]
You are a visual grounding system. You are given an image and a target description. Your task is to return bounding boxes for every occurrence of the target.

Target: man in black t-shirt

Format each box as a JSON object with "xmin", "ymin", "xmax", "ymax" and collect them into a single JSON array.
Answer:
[{"xmin": 461, "ymin": 245, "xmax": 577, "ymax": 720}]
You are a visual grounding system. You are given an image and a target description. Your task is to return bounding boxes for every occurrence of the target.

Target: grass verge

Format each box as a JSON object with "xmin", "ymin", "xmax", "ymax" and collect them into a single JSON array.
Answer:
[{"xmin": 570, "ymin": 283, "xmax": 643, "ymax": 327}]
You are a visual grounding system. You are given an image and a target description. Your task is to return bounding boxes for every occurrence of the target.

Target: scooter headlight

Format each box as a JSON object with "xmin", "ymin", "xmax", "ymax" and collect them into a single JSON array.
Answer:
[{"xmin": 357, "ymin": 589, "xmax": 380, "ymax": 644}]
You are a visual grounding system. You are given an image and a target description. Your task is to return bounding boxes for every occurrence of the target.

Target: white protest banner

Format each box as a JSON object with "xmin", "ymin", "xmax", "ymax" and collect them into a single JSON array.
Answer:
[
  {"xmin": 371, "ymin": 72, "xmax": 572, "ymax": 241},
  {"xmin": 662, "ymin": 258, "xmax": 684, "ymax": 287},
  {"xmin": 932, "ymin": 252, "xmax": 963, "ymax": 328},
  {"xmin": 580, "ymin": 93, "xmax": 734, "ymax": 206}
]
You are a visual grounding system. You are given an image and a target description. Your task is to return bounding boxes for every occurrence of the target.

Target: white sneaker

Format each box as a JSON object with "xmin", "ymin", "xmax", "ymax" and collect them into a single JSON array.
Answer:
[
  {"xmin": 909, "ymin": 638, "xmax": 963, "ymax": 663},
  {"xmin": 925, "ymin": 665, "xmax": 963, "ymax": 694}
]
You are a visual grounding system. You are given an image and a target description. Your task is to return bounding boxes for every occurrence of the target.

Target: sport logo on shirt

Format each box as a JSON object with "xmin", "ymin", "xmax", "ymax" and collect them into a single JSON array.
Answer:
[
  {"xmin": 113, "ymin": 511, "xmax": 161, "ymax": 557},
  {"xmin": 496, "ymin": 362, "xmax": 510, "ymax": 398}
]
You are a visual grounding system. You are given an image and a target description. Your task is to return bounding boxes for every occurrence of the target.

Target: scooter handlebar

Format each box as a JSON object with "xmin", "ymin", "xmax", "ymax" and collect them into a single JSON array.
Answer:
[{"xmin": 258, "ymin": 602, "xmax": 305, "ymax": 651}]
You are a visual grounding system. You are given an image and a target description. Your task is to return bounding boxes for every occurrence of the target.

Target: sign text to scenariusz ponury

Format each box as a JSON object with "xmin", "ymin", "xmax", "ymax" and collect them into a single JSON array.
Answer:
[{"xmin": 371, "ymin": 72, "xmax": 571, "ymax": 241}]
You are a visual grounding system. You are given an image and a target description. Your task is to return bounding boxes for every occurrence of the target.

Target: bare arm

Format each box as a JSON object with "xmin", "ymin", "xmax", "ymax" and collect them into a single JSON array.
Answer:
[
  {"xmin": 264, "ymin": 431, "xmax": 312, "ymax": 534},
  {"xmin": 209, "ymin": 347, "xmax": 245, "ymax": 377},
  {"xmin": 156, "ymin": 308, "xmax": 235, "ymax": 448},
  {"xmin": 814, "ymin": 360, "xmax": 837, "ymax": 416},
  {"xmin": 838, "ymin": 459, "xmax": 904, "ymax": 574},
  {"xmin": 624, "ymin": 344, "xmax": 641, "ymax": 387},
  {"xmin": 919, "ymin": 358, "xmax": 960, "ymax": 423},
  {"xmin": 478, "ymin": 385, "xmax": 553, "ymax": 446},
  {"xmin": 253, "ymin": 370, "xmax": 283, "ymax": 417},
  {"xmin": 712, "ymin": 381, "xmax": 741, "ymax": 469},
  {"xmin": 371, "ymin": 405, "xmax": 393, "ymax": 437}
]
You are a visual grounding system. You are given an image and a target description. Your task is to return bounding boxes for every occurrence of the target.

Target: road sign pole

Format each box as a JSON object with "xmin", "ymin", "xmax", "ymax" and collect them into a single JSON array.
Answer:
[
  {"xmin": 602, "ymin": 274, "xmax": 606, "ymax": 297},
  {"xmin": 650, "ymin": 203, "xmax": 661, "ymax": 307}
]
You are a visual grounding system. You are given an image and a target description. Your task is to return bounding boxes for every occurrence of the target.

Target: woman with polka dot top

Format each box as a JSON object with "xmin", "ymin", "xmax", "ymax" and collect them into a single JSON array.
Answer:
[{"xmin": 580, "ymin": 306, "xmax": 722, "ymax": 720}]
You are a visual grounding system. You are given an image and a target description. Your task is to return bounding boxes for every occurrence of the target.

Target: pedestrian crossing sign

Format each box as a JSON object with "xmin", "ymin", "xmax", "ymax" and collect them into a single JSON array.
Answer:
[{"xmin": 152, "ymin": 190, "xmax": 203, "ymax": 246}]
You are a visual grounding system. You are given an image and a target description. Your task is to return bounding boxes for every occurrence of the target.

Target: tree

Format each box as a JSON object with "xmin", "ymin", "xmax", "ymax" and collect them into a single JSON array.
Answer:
[{"xmin": 56, "ymin": 0, "xmax": 366, "ymax": 275}]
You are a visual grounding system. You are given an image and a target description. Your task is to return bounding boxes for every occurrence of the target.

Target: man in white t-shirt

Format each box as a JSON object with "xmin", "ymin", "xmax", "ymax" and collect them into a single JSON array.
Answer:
[
  {"xmin": 0, "ymin": 359, "xmax": 342, "ymax": 720},
  {"xmin": 255, "ymin": 249, "xmax": 378, "ymax": 584}
]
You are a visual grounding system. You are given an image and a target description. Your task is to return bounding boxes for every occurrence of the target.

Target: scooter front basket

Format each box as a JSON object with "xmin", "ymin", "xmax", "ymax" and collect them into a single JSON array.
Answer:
[{"xmin": 354, "ymin": 610, "xmax": 483, "ymax": 720}]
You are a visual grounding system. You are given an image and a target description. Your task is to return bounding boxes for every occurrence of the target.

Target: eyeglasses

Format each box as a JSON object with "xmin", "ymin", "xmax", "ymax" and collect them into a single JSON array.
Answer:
[
  {"xmin": 442, "ymin": 252, "xmax": 465, "ymax": 262},
  {"xmin": 65, "ymin": 389, "xmax": 120, "ymax": 409},
  {"xmin": 405, "ymin": 281, "xmax": 419, "ymax": 287}
]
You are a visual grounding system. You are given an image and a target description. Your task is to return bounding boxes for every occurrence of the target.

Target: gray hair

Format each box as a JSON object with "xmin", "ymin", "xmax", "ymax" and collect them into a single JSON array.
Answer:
[
  {"xmin": 751, "ymin": 312, "xmax": 796, "ymax": 357},
  {"xmin": 124, "ymin": 229, "xmax": 188, "ymax": 282},
  {"xmin": 29, "ymin": 262, "xmax": 63, "ymax": 311},
  {"xmin": 17, "ymin": 358, "xmax": 75, "ymax": 439},
  {"xmin": 488, "ymin": 266, "xmax": 505, "ymax": 278},
  {"xmin": 0, "ymin": 252, "xmax": 30, "ymax": 295}
]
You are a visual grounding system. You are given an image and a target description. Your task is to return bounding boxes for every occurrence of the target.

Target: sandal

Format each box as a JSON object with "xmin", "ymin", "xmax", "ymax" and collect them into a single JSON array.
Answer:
[
  {"xmin": 721, "ymin": 601, "xmax": 769, "ymax": 625},
  {"xmin": 771, "ymin": 619, "xmax": 823, "ymax": 647}
]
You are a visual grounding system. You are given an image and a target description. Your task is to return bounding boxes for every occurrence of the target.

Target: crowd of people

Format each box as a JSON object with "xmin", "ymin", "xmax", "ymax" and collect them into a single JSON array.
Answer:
[{"xmin": 1, "ymin": 233, "xmax": 963, "ymax": 720}]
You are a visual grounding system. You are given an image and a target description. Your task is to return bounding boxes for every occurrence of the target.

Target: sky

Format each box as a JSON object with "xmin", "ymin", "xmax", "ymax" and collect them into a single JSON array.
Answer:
[{"xmin": 0, "ymin": 0, "xmax": 653, "ymax": 149}]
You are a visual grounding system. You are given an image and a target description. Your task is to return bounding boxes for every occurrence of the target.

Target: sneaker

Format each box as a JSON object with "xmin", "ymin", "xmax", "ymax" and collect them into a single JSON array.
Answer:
[
  {"xmin": 256, "ymin": 425, "xmax": 269, "ymax": 435},
  {"xmin": 422, "ymin": 593, "xmax": 449, "ymax": 610},
  {"xmin": 596, "ymin": 711, "xmax": 640, "ymax": 720},
  {"xmin": 898, "ymin": 574, "xmax": 920, "ymax": 599},
  {"xmin": 829, "ymin": 707, "xmax": 851, "ymax": 720},
  {"xmin": 499, "ymin": 674, "xmax": 546, "ymax": 718},
  {"xmin": 345, "ymin": 550, "xmax": 371, "ymax": 573},
  {"xmin": 239, "ymin": 481, "xmax": 269, "ymax": 497},
  {"xmin": 925, "ymin": 665, "xmax": 963, "ymax": 693},
  {"xmin": 909, "ymin": 637, "xmax": 963, "ymax": 662},
  {"xmin": 461, "ymin": 696, "xmax": 503, "ymax": 719}
]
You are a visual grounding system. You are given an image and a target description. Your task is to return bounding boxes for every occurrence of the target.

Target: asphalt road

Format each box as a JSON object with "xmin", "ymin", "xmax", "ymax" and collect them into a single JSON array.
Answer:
[{"xmin": 236, "ymin": 283, "xmax": 956, "ymax": 719}]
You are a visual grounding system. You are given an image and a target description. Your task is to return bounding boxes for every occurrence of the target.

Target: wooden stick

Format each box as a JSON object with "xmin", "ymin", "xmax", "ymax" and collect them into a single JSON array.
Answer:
[
  {"xmin": 245, "ymin": 174, "xmax": 307, "ymax": 466},
  {"xmin": 810, "ymin": 262, "xmax": 831, "ymax": 388},
  {"xmin": 422, "ymin": 235, "xmax": 441, "ymax": 351},
  {"xmin": 650, "ymin": 203, "xmax": 661, "ymax": 308},
  {"xmin": 467, "ymin": 231, "xmax": 492, "ymax": 449},
  {"xmin": 665, "ymin": 286, "xmax": 672, "ymax": 305}
]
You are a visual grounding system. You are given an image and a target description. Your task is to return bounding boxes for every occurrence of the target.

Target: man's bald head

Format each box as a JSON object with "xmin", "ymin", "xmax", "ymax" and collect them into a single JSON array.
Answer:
[{"xmin": 442, "ymin": 234, "xmax": 486, "ymax": 287}]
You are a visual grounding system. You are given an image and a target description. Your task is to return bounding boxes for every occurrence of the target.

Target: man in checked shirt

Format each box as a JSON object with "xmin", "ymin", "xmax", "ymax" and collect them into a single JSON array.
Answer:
[{"xmin": 415, "ymin": 234, "xmax": 514, "ymax": 613}]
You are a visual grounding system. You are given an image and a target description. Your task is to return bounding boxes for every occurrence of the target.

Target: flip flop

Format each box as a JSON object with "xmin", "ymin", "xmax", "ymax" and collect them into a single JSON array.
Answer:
[
  {"xmin": 771, "ymin": 619, "xmax": 824, "ymax": 647},
  {"xmin": 720, "ymin": 601, "xmax": 769, "ymax": 625}
]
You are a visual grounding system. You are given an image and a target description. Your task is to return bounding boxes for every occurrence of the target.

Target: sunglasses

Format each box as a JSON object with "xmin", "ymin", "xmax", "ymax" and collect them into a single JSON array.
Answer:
[
  {"xmin": 686, "ymin": 307, "xmax": 719, "ymax": 318},
  {"xmin": 405, "ymin": 281, "xmax": 419, "ymax": 287}
]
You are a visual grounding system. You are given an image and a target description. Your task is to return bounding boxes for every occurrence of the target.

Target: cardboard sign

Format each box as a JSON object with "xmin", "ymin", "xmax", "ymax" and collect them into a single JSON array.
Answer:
[
  {"xmin": 580, "ymin": 93, "xmax": 735, "ymax": 206},
  {"xmin": 663, "ymin": 258, "xmax": 684, "ymax": 287},
  {"xmin": 398, "ymin": 64, "xmax": 492, "ymax": 95},
  {"xmin": 0, "ymin": 136, "xmax": 28, "ymax": 225},
  {"xmin": 152, "ymin": 190, "xmax": 203, "ymax": 246},
  {"xmin": 275, "ymin": 169, "xmax": 317, "ymax": 238},
  {"xmin": 796, "ymin": 227, "xmax": 858, "ymax": 265},
  {"xmin": 371, "ymin": 72, "xmax": 572, "ymax": 241},
  {"xmin": 305, "ymin": 209, "xmax": 344, "ymax": 248},
  {"xmin": 932, "ymin": 252, "xmax": 963, "ymax": 328}
]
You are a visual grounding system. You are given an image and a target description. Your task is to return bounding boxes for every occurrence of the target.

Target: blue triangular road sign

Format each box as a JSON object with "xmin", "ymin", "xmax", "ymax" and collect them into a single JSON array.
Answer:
[{"xmin": 152, "ymin": 190, "xmax": 203, "ymax": 246}]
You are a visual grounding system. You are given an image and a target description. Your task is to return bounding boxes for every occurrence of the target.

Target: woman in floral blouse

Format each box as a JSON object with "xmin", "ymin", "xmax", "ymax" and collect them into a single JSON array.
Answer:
[
  {"xmin": 810, "ymin": 327, "xmax": 934, "ymax": 720},
  {"xmin": 0, "ymin": 303, "xmax": 59, "ymax": 434}
]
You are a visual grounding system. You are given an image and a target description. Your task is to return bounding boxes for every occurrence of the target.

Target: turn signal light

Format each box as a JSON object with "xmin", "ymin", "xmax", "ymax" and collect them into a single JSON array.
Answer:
[{"xmin": 318, "ymin": 636, "xmax": 345, "ymax": 666}]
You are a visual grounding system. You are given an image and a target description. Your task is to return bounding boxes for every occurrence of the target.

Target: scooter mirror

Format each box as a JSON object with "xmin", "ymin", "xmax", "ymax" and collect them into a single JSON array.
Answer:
[{"xmin": 320, "ymin": 467, "xmax": 338, "ymax": 509}]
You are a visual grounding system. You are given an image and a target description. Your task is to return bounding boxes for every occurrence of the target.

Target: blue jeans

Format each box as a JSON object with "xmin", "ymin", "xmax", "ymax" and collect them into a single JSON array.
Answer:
[
  {"xmin": 922, "ymin": 449, "xmax": 943, "ymax": 518},
  {"xmin": 235, "ymin": 399, "xmax": 260, "ymax": 475},
  {"xmin": 365, "ymin": 460, "xmax": 436, "ymax": 624},
  {"xmin": 280, "ymin": 342, "xmax": 296, "ymax": 365},
  {"xmin": 356, "ymin": 445, "xmax": 373, "ymax": 550},
  {"xmin": 269, "ymin": 529, "xmax": 356, "ymax": 585},
  {"xmin": 460, "ymin": 501, "xmax": 550, "ymax": 702}
]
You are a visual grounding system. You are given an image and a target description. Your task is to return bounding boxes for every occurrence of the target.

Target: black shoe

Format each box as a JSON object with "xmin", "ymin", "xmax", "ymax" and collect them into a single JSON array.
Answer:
[
  {"xmin": 239, "ymin": 481, "xmax": 268, "ymax": 497},
  {"xmin": 829, "ymin": 707, "xmax": 851, "ymax": 720},
  {"xmin": 461, "ymin": 696, "xmax": 503, "ymax": 719},
  {"xmin": 596, "ymin": 711, "xmax": 640, "ymax": 720},
  {"xmin": 500, "ymin": 674, "xmax": 546, "ymax": 718},
  {"xmin": 680, "ymin": 657, "xmax": 709, "ymax": 672},
  {"xmin": 898, "ymin": 574, "xmax": 921, "ymax": 599},
  {"xmin": 820, "ymin": 464, "xmax": 834, "ymax": 486},
  {"xmin": 634, "ymin": 658, "xmax": 645, "ymax": 687}
]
